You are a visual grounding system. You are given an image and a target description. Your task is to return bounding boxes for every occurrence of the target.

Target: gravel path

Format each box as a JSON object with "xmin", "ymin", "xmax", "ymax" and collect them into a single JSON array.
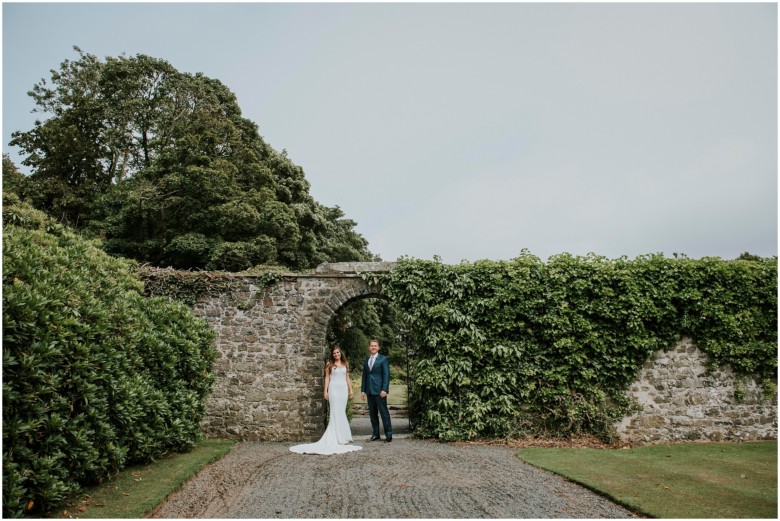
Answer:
[{"xmin": 150, "ymin": 439, "xmax": 637, "ymax": 518}]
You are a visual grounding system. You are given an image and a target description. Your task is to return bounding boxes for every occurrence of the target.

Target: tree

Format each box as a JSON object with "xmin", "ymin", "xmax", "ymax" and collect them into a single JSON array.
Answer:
[
  {"xmin": 2, "ymin": 155, "xmax": 27, "ymax": 197},
  {"xmin": 327, "ymin": 298, "xmax": 407, "ymax": 377},
  {"xmin": 10, "ymin": 49, "xmax": 110, "ymax": 224},
  {"xmin": 737, "ymin": 252, "xmax": 765, "ymax": 262},
  {"xmin": 11, "ymin": 48, "xmax": 372, "ymax": 270}
]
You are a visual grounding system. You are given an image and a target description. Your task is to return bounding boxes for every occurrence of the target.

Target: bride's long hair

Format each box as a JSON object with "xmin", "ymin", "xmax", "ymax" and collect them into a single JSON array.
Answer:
[{"xmin": 325, "ymin": 345, "xmax": 349, "ymax": 375}]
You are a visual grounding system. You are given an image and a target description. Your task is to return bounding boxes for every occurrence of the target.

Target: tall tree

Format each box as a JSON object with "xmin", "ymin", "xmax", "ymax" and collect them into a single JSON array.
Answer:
[
  {"xmin": 1, "ymin": 155, "xmax": 27, "ymax": 197},
  {"xmin": 11, "ymin": 48, "xmax": 372, "ymax": 270}
]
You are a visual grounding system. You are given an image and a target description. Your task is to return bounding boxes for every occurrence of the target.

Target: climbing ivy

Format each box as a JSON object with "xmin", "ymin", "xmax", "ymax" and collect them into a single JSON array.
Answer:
[
  {"xmin": 137, "ymin": 264, "xmax": 288, "ymax": 305},
  {"xmin": 380, "ymin": 252, "xmax": 777, "ymax": 441}
]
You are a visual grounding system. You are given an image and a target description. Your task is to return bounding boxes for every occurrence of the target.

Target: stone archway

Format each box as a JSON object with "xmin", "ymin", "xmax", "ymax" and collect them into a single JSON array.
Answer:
[
  {"xmin": 190, "ymin": 262, "xmax": 396, "ymax": 441},
  {"xmin": 307, "ymin": 268, "xmax": 392, "ymax": 361},
  {"xmin": 323, "ymin": 291, "xmax": 412, "ymax": 437}
]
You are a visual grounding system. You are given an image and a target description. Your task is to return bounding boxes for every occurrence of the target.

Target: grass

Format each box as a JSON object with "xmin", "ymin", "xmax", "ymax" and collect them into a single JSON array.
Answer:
[
  {"xmin": 350, "ymin": 378, "xmax": 408, "ymax": 406},
  {"xmin": 50, "ymin": 438, "xmax": 235, "ymax": 518},
  {"xmin": 517, "ymin": 441, "xmax": 777, "ymax": 518}
]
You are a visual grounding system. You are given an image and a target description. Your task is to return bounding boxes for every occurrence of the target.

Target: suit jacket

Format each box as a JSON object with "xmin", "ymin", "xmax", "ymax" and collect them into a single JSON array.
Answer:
[{"xmin": 361, "ymin": 353, "xmax": 390, "ymax": 395}]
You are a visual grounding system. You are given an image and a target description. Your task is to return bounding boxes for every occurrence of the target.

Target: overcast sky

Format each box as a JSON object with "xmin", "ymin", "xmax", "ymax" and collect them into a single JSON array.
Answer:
[{"xmin": 3, "ymin": 2, "xmax": 777, "ymax": 263}]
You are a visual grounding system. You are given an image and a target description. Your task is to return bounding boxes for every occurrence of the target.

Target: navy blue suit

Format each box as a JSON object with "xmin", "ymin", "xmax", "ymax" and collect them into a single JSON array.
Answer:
[{"xmin": 361, "ymin": 354, "xmax": 392, "ymax": 438}]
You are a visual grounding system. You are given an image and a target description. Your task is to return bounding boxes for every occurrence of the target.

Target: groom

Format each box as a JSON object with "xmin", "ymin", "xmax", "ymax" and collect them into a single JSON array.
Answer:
[{"xmin": 361, "ymin": 339, "xmax": 393, "ymax": 442}]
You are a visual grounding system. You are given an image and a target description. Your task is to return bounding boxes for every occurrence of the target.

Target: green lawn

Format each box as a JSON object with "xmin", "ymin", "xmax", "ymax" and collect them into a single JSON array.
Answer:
[
  {"xmin": 50, "ymin": 438, "xmax": 235, "ymax": 518},
  {"xmin": 351, "ymin": 378, "xmax": 408, "ymax": 406},
  {"xmin": 517, "ymin": 441, "xmax": 777, "ymax": 518}
]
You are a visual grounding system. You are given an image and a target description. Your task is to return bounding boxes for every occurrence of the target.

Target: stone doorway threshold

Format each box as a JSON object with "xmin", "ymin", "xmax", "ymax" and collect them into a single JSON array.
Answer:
[{"xmin": 350, "ymin": 416, "xmax": 411, "ymax": 439}]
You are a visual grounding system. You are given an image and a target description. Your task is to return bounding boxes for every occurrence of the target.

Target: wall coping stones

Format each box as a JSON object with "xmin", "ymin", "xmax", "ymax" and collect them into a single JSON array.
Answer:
[{"xmin": 315, "ymin": 261, "xmax": 398, "ymax": 274}]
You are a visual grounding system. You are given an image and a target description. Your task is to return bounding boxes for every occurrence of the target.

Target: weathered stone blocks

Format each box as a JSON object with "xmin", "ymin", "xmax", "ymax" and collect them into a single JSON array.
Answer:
[
  {"xmin": 191, "ymin": 265, "xmax": 392, "ymax": 441},
  {"xmin": 616, "ymin": 337, "xmax": 777, "ymax": 444}
]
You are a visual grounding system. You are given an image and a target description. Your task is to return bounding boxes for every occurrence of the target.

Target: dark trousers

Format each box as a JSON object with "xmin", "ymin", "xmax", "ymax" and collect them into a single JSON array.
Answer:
[{"xmin": 366, "ymin": 393, "xmax": 393, "ymax": 438}]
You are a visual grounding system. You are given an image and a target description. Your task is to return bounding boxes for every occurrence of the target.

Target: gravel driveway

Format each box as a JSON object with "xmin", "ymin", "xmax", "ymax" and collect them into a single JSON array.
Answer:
[{"xmin": 150, "ymin": 438, "xmax": 637, "ymax": 518}]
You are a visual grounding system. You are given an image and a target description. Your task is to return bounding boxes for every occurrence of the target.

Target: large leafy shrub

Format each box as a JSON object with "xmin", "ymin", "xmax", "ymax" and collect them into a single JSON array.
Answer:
[
  {"xmin": 381, "ymin": 252, "xmax": 777, "ymax": 441},
  {"xmin": 2, "ymin": 195, "xmax": 216, "ymax": 517}
]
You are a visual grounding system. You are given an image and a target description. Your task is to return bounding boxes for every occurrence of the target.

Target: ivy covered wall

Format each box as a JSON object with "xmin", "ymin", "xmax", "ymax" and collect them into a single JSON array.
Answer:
[{"xmin": 379, "ymin": 252, "xmax": 777, "ymax": 441}]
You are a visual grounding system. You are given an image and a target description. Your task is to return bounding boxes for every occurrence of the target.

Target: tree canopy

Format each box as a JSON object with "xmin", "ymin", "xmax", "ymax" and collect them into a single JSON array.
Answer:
[
  {"xmin": 10, "ymin": 48, "xmax": 372, "ymax": 270},
  {"xmin": 2, "ymin": 154, "xmax": 27, "ymax": 197}
]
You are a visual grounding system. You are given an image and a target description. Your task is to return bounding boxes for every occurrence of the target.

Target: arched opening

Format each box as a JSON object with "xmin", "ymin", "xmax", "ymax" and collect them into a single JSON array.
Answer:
[{"xmin": 325, "ymin": 295, "xmax": 412, "ymax": 437}]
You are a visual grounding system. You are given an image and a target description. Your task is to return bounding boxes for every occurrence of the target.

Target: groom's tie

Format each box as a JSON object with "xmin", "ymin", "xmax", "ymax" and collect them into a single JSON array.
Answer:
[{"xmin": 369, "ymin": 356, "xmax": 375, "ymax": 371}]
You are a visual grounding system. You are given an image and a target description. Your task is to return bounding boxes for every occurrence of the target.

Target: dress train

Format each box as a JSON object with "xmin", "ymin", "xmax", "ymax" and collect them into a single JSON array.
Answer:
[{"xmin": 290, "ymin": 366, "xmax": 362, "ymax": 455}]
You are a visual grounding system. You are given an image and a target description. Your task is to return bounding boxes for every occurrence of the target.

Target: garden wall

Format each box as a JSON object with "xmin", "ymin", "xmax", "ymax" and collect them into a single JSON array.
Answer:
[
  {"xmin": 616, "ymin": 337, "xmax": 777, "ymax": 444},
  {"xmin": 173, "ymin": 260, "xmax": 777, "ymax": 444},
  {"xmin": 188, "ymin": 263, "xmax": 390, "ymax": 441}
]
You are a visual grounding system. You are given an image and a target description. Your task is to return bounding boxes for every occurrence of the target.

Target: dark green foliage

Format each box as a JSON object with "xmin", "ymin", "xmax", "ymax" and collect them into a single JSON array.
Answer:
[
  {"xmin": 2, "ymin": 154, "xmax": 28, "ymax": 197},
  {"xmin": 327, "ymin": 299, "xmax": 406, "ymax": 371},
  {"xmin": 11, "ymin": 48, "xmax": 371, "ymax": 270},
  {"xmin": 382, "ymin": 252, "xmax": 777, "ymax": 442},
  {"xmin": 2, "ymin": 196, "xmax": 216, "ymax": 517}
]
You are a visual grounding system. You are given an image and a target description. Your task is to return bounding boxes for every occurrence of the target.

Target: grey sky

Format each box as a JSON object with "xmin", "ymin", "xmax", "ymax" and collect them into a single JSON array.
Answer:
[{"xmin": 3, "ymin": 2, "xmax": 777, "ymax": 263}]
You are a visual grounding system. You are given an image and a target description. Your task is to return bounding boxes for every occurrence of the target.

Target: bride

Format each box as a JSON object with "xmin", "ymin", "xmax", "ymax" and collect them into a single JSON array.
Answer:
[{"xmin": 290, "ymin": 346, "xmax": 362, "ymax": 455}]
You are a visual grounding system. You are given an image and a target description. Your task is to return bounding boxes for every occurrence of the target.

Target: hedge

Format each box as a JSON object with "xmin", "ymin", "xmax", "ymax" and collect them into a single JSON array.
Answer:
[
  {"xmin": 379, "ymin": 252, "xmax": 777, "ymax": 441},
  {"xmin": 2, "ymin": 195, "xmax": 217, "ymax": 517}
]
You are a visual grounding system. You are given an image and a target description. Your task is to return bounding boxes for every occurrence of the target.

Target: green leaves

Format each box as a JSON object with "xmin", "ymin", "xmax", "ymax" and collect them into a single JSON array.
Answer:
[
  {"xmin": 2, "ymin": 198, "xmax": 216, "ymax": 517},
  {"xmin": 384, "ymin": 254, "xmax": 777, "ymax": 442},
  {"xmin": 11, "ymin": 49, "xmax": 373, "ymax": 272}
]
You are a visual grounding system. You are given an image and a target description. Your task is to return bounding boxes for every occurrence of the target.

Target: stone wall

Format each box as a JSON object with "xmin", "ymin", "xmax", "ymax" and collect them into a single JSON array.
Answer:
[
  {"xmin": 187, "ymin": 263, "xmax": 776, "ymax": 445},
  {"xmin": 190, "ymin": 269, "xmax": 386, "ymax": 441},
  {"xmin": 616, "ymin": 338, "xmax": 777, "ymax": 444}
]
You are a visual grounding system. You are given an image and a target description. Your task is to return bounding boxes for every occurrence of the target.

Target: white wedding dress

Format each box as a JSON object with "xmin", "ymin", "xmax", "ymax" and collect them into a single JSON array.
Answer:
[{"xmin": 290, "ymin": 366, "xmax": 362, "ymax": 455}]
